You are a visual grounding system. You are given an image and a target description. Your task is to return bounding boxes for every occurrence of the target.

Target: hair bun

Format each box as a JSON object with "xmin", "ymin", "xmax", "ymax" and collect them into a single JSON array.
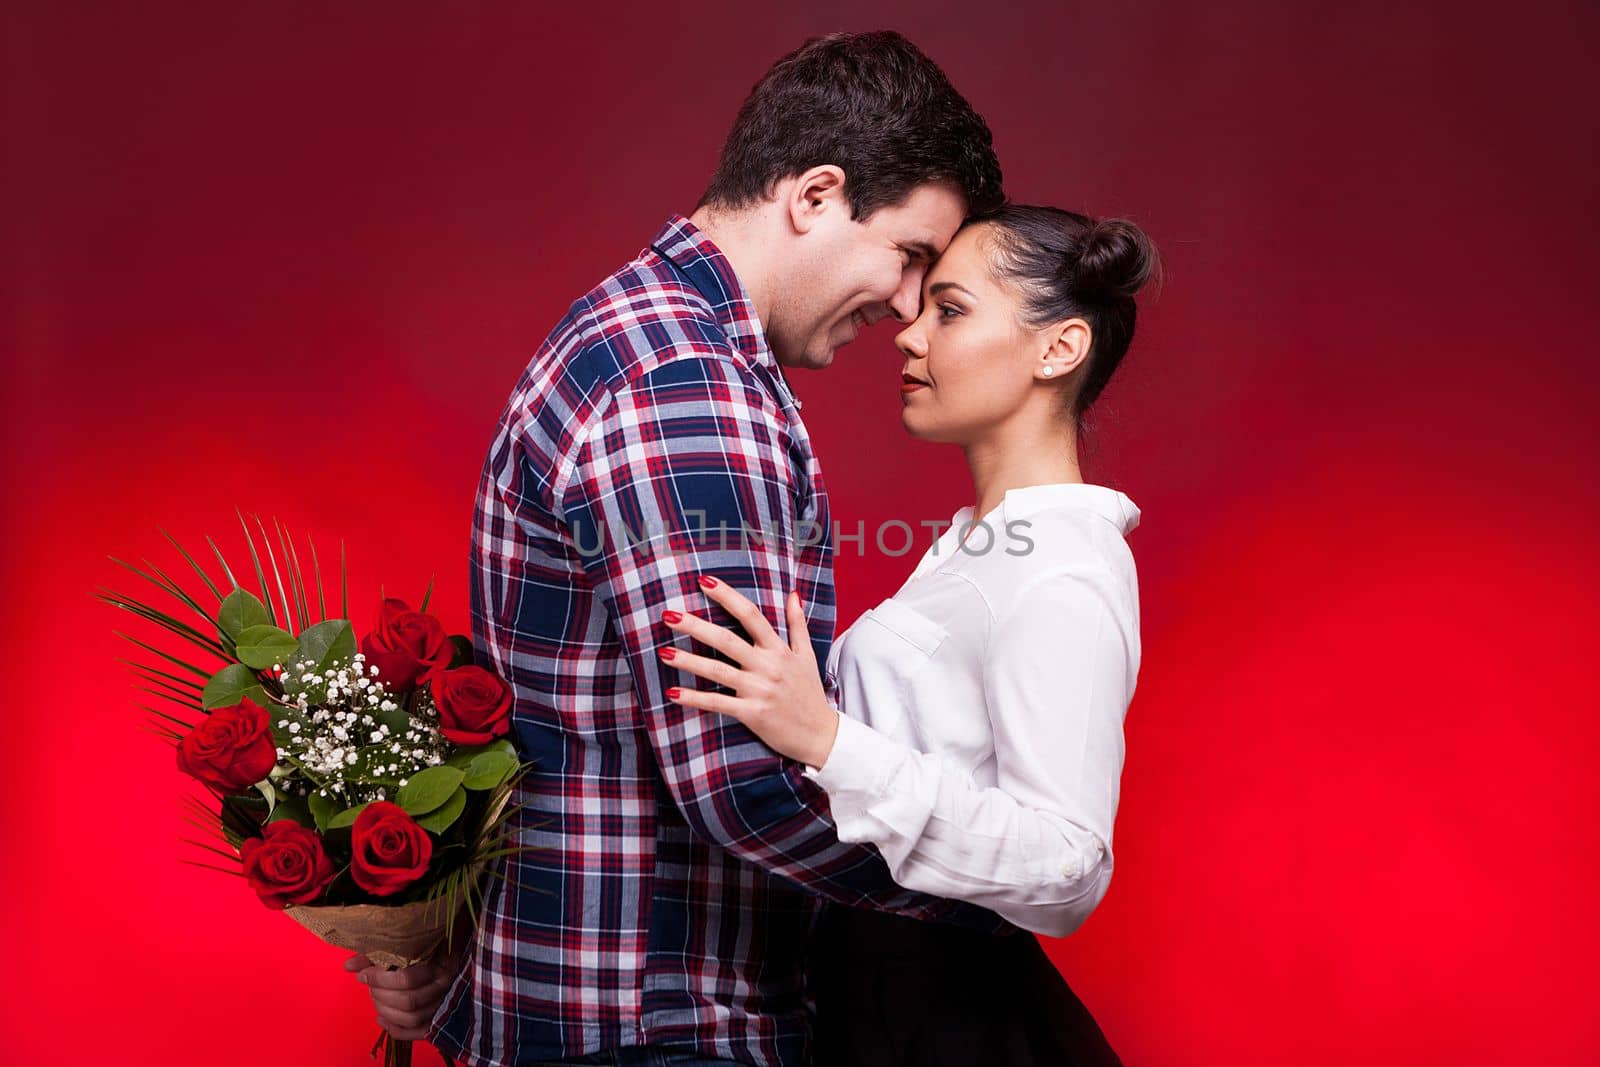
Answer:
[{"xmin": 1072, "ymin": 218, "xmax": 1160, "ymax": 302}]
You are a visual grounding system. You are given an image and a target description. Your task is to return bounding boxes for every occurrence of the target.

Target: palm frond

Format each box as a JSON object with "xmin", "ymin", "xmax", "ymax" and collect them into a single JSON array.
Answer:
[
  {"xmin": 235, "ymin": 507, "xmax": 279, "ymax": 629},
  {"xmin": 307, "ymin": 534, "xmax": 328, "ymax": 622},
  {"xmin": 143, "ymin": 724, "xmax": 183, "ymax": 745},
  {"xmin": 278, "ymin": 519, "xmax": 314, "ymax": 628},
  {"xmin": 138, "ymin": 553, "xmax": 221, "ymax": 636},
  {"xmin": 98, "ymin": 589, "xmax": 228, "ymax": 661},
  {"xmin": 125, "ymin": 659, "xmax": 205, "ymax": 692},
  {"xmin": 252, "ymin": 513, "xmax": 297, "ymax": 633},
  {"xmin": 205, "ymin": 535, "xmax": 241, "ymax": 592},
  {"xmin": 180, "ymin": 857, "xmax": 244, "ymax": 876},
  {"xmin": 182, "ymin": 838, "xmax": 242, "ymax": 864},
  {"xmin": 140, "ymin": 704, "xmax": 197, "ymax": 731},
  {"xmin": 419, "ymin": 574, "xmax": 436, "ymax": 613},
  {"xmin": 113, "ymin": 631, "xmax": 214, "ymax": 679},
  {"xmin": 103, "ymin": 555, "xmax": 217, "ymax": 637},
  {"xmin": 179, "ymin": 811, "xmax": 224, "ymax": 839},
  {"xmin": 136, "ymin": 684, "xmax": 203, "ymax": 716},
  {"xmin": 180, "ymin": 794, "xmax": 223, "ymax": 829},
  {"xmin": 158, "ymin": 527, "xmax": 225, "ymax": 604}
]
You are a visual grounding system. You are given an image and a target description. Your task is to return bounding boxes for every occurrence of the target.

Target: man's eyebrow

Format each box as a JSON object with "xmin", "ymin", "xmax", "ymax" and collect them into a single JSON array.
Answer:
[{"xmin": 928, "ymin": 281, "xmax": 976, "ymax": 299}]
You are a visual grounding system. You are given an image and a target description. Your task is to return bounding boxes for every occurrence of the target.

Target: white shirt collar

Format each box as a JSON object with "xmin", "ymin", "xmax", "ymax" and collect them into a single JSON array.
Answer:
[{"xmin": 951, "ymin": 482, "xmax": 1141, "ymax": 536}]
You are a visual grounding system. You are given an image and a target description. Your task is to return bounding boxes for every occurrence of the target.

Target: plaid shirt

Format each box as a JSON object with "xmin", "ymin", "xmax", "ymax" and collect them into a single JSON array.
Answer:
[{"xmin": 430, "ymin": 216, "xmax": 1005, "ymax": 1066}]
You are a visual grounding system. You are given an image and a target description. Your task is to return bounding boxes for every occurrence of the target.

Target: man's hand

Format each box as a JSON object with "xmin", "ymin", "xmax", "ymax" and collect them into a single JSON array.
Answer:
[{"xmin": 344, "ymin": 947, "xmax": 464, "ymax": 1041}]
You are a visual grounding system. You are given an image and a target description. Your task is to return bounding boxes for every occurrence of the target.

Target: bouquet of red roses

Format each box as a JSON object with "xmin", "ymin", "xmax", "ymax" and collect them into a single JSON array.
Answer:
[{"xmin": 98, "ymin": 513, "xmax": 533, "ymax": 1067}]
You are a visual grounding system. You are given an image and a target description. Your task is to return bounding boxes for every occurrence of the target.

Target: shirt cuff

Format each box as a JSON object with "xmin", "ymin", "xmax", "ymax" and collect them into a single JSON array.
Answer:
[{"xmin": 801, "ymin": 710, "xmax": 902, "ymax": 799}]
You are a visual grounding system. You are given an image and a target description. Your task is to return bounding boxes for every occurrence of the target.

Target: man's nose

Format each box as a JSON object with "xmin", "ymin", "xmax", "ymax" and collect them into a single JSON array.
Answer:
[
  {"xmin": 887, "ymin": 283, "xmax": 922, "ymax": 324},
  {"xmin": 860, "ymin": 302, "xmax": 894, "ymax": 327}
]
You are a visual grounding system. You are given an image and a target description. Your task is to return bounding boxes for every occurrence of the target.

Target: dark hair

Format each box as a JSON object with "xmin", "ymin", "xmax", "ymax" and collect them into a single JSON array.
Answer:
[
  {"xmin": 972, "ymin": 205, "xmax": 1161, "ymax": 424},
  {"xmin": 696, "ymin": 31, "xmax": 1005, "ymax": 221}
]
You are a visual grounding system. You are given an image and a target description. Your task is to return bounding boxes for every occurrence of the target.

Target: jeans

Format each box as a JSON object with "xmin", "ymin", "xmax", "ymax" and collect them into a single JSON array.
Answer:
[{"xmin": 533, "ymin": 1046, "xmax": 744, "ymax": 1067}]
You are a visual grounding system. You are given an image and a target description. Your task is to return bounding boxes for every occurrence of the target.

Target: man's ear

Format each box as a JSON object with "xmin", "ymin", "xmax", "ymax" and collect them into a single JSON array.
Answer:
[{"xmin": 784, "ymin": 165, "xmax": 848, "ymax": 235}]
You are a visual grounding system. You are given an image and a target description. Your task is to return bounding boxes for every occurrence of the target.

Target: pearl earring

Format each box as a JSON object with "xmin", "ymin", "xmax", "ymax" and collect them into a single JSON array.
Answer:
[{"xmin": 1042, "ymin": 366, "xmax": 1055, "ymax": 377}]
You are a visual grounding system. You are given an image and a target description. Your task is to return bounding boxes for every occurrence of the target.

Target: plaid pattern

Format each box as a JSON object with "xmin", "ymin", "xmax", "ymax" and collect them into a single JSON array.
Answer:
[{"xmin": 430, "ymin": 216, "xmax": 1004, "ymax": 1067}]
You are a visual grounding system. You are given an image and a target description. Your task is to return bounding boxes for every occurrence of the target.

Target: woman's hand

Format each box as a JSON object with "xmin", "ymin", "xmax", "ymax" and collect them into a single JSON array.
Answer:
[{"xmin": 660, "ymin": 575, "xmax": 840, "ymax": 769}]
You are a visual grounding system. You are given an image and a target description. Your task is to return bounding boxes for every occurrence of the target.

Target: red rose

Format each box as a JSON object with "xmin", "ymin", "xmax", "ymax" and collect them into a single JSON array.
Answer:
[
  {"xmin": 432, "ymin": 666, "xmax": 512, "ymax": 746},
  {"xmin": 239, "ymin": 820, "xmax": 337, "ymax": 909},
  {"xmin": 177, "ymin": 697, "xmax": 278, "ymax": 792},
  {"xmin": 350, "ymin": 801, "xmax": 433, "ymax": 896},
  {"xmin": 358, "ymin": 598, "xmax": 452, "ymax": 694}
]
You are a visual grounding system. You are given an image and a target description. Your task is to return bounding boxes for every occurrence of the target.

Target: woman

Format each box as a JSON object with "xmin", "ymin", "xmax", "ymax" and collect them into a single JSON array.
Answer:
[{"xmin": 659, "ymin": 204, "xmax": 1156, "ymax": 1067}]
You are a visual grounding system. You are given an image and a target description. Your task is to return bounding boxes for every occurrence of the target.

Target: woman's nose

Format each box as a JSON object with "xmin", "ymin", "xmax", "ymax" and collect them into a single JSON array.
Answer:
[{"xmin": 895, "ymin": 324, "xmax": 927, "ymax": 358}]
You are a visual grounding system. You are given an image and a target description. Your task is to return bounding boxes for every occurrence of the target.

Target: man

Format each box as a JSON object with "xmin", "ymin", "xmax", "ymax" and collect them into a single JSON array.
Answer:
[{"xmin": 346, "ymin": 30, "xmax": 1007, "ymax": 1066}]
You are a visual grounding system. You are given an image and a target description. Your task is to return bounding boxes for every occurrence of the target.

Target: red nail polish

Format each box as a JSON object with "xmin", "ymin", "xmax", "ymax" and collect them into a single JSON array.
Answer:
[
  {"xmin": 666, "ymin": 687, "xmax": 682, "ymax": 700},
  {"xmin": 662, "ymin": 610, "xmax": 683, "ymax": 624},
  {"xmin": 699, "ymin": 575, "xmax": 719, "ymax": 589},
  {"xmin": 659, "ymin": 647, "xmax": 677, "ymax": 660}
]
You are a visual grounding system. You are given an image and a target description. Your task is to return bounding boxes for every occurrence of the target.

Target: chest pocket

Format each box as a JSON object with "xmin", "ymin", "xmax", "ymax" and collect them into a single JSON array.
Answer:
[
  {"xmin": 836, "ymin": 598, "xmax": 953, "ymax": 752},
  {"xmin": 861, "ymin": 597, "xmax": 949, "ymax": 660}
]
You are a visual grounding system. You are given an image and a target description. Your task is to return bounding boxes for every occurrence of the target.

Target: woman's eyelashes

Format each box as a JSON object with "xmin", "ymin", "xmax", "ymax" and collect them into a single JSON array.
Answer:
[{"xmin": 937, "ymin": 302, "xmax": 963, "ymax": 320}]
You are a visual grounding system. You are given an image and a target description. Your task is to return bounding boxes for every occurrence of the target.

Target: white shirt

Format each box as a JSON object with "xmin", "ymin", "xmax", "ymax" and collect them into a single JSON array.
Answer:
[{"xmin": 802, "ymin": 482, "xmax": 1142, "ymax": 938}]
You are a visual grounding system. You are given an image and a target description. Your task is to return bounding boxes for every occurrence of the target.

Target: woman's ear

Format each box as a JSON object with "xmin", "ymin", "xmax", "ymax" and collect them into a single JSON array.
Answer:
[
  {"xmin": 785, "ymin": 165, "xmax": 848, "ymax": 235},
  {"xmin": 1041, "ymin": 318, "xmax": 1093, "ymax": 379}
]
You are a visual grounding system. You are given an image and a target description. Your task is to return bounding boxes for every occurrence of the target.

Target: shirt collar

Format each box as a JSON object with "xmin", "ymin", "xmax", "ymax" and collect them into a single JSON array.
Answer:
[
  {"xmin": 952, "ymin": 483, "xmax": 1142, "ymax": 536},
  {"xmin": 648, "ymin": 214, "xmax": 777, "ymax": 378}
]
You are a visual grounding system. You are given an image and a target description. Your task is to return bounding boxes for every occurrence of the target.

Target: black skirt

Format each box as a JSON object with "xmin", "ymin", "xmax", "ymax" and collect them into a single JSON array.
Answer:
[{"xmin": 808, "ymin": 905, "xmax": 1123, "ymax": 1067}]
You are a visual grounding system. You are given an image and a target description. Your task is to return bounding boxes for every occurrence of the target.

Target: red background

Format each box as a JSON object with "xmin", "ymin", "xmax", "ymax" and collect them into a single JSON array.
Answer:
[{"xmin": 4, "ymin": 2, "xmax": 1596, "ymax": 1064}]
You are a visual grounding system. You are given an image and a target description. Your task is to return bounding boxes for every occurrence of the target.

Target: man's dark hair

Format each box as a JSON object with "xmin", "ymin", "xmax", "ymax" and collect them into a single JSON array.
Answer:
[{"xmin": 696, "ymin": 31, "xmax": 1005, "ymax": 221}]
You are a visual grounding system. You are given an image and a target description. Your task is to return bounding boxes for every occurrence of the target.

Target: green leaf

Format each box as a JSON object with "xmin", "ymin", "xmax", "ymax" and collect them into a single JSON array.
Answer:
[
  {"xmin": 414, "ymin": 786, "xmax": 466, "ymax": 833},
  {"xmin": 282, "ymin": 619, "xmax": 356, "ymax": 701},
  {"xmin": 297, "ymin": 619, "xmax": 356, "ymax": 673},
  {"xmin": 327, "ymin": 802, "xmax": 372, "ymax": 830},
  {"xmin": 462, "ymin": 747, "xmax": 518, "ymax": 791},
  {"xmin": 448, "ymin": 634, "xmax": 475, "ymax": 669},
  {"xmin": 396, "ymin": 765, "xmax": 464, "ymax": 815},
  {"xmin": 308, "ymin": 790, "xmax": 338, "ymax": 833},
  {"xmin": 446, "ymin": 738, "xmax": 516, "ymax": 769},
  {"xmin": 202, "ymin": 663, "xmax": 271, "ymax": 710},
  {"xmin": 235, "ymin": 624, "xmax": 299, "ymax": 670},
  {"xmin": 253, "ymin": 779, "xmax": 277, "ymax": 814},
  {"xmin": 218, "ymin": 588, "xmax": 273, "ymax": 642},
  {"xmin": 266, "ymin": 794, "xmax": 312, "ymax": 827}
]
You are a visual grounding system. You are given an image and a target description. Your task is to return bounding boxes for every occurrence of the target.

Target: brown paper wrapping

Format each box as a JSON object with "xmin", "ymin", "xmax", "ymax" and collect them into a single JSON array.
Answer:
[
  {"xmin": 282, "ymin": 786, "xmax": 518, "ymax": 969},
  {"xmin": 284, "ymin": 896, "xmax": 457, "ymax": 969}
]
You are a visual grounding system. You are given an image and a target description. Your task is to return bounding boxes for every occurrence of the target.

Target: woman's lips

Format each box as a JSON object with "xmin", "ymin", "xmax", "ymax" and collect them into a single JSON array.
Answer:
[{"xmin": 900, "ymin": 379, "xmax": 927, "ymax": 394}]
